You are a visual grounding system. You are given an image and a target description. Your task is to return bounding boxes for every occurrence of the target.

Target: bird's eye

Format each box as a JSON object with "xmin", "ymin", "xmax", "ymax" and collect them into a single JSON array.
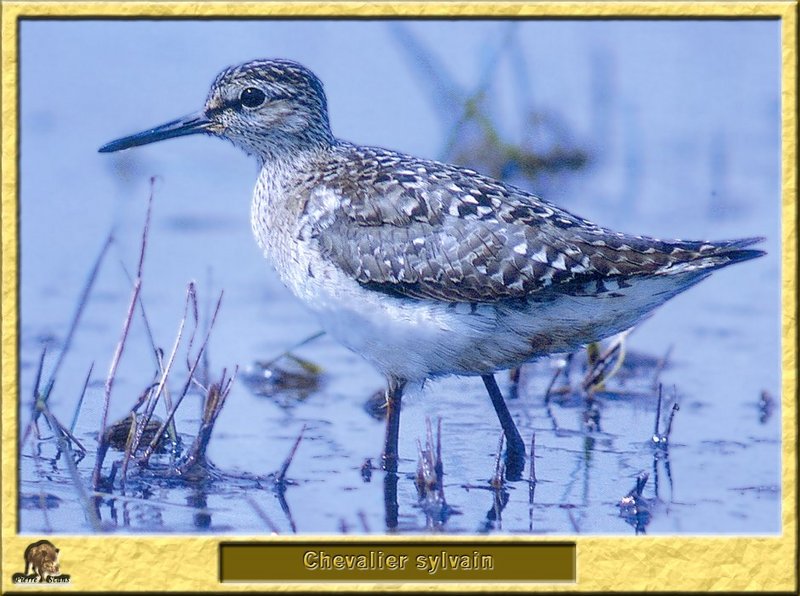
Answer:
[{"xmin": 239, "ymin": 87, "xmax": 266, "ymax": 109}]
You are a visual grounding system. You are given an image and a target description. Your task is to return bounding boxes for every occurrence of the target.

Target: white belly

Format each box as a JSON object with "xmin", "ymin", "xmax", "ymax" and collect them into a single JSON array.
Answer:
[
  {"xmin": 275, "ymin": 246, "xmax": 499, "ymax": 380},
  {"xmin": 268, "ymin": 239, "xmax": 694, "ymax": 381}
]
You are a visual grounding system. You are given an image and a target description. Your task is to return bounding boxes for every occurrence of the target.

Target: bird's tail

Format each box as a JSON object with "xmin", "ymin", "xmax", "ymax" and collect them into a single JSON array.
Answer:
[
  {"xmin": 712, "ymin": 236, "xmax": 767, "ymax": 261},
  {"xmin": 657, "ymin": 236, "xmax": 766, "ymax": 276}
]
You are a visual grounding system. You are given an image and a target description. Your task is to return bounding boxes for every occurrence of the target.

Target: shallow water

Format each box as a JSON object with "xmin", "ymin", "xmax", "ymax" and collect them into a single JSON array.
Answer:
[{"xmin": 18, "ymin": 20, "xmax": 781, "ymax": 535}]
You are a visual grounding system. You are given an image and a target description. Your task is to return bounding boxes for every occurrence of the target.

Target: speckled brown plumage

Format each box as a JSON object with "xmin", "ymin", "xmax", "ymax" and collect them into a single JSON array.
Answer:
[{"xmin": 298, "ymin": 143, "xmax": 763, "ymax": 304}]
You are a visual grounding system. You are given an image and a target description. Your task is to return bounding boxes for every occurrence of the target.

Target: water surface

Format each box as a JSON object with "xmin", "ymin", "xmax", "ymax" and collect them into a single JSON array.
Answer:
[{"xmin": 18, "ymin": 20, "xmax": 781, "ymax": 534}]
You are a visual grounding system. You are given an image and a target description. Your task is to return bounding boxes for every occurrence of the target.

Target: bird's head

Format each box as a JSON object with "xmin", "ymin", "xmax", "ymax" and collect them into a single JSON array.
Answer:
[{"xmin": 99, "ymin": 59, "xmax": 334, "ymax": 161}]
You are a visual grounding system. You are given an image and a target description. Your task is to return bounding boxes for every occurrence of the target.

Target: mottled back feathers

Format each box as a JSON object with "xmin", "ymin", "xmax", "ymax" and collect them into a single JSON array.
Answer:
[{"xmin": 297, "ymin": 143, "xmax": 763, "ymax": 304}]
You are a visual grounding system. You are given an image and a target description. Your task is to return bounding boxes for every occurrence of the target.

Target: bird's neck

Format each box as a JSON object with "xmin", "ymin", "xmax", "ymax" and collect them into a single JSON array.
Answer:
[
  {"xmin": 257, "ymin": 141, "xmax": 332, "ymax": 186},
  {"xmin": 252, "ymin": 126, "xmax": 335, "ymax": 166}
]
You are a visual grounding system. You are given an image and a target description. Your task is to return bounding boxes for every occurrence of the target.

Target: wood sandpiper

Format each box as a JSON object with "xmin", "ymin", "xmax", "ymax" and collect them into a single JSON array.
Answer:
[{"xmin": 100, "ymin": 58, "xmax": 764, "ymax": 480}]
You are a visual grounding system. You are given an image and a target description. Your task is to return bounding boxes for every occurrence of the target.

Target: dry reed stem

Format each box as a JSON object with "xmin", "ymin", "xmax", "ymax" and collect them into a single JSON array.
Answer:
[
  {"xmin": 276, "ymin": 424, "xmax": 306, "ymax": 484},
  {"xmin": 40, "ymin": 406, "xmax": 103, "ymax": 531},
  {"xmin": 93, "ymin": 283, "xmax": 140, "ymax": 490},
  {"xmin": 49, "ymin": 234, "xmax": 114, "ymax": 384},
  {"xmin": 140, "ymin": 290, "xmax": 223, "ymax": 464},
  {"xmin": 119, "ymin": 412, "xmax": 139, "ymax": 489},
  {"xmin": 93, "ymin": 180, "xmax": 155, "ymax": 490},
  {"xmin": 120, "ymin": 264, "xmax": 182, "ymax": 441},
  {"xmin": 69, "ymin": 362, "xmax": 94, "ymax": 434},
  {"xmin": 176, "ymin": 366, "xmax": 238, "ymax": 475},
  {"xmin": 121, "ymin": 283, "xmax": 194, "ymax": 481},
  {"xmin": 654, "ymin": 384, "xmax": 664, "ymax": 437},
  {"xmin": 20, "ymin": 347, "xmax": 49, "ymax": 447},
  {"xmin": 664, "ymin": 403, "xmax": 680, "ymax": 440}
]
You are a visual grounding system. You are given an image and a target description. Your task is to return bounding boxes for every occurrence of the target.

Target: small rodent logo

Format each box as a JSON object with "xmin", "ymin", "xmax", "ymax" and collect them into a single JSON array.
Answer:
[{"xmin": 11, "ymin": 540, "xmax": 71, "ymax": 584}]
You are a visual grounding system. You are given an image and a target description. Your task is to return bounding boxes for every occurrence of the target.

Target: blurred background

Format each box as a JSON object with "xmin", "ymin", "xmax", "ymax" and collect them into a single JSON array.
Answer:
[{"xmin": 19, "ymin": 19, "xmax": 781, "ymax": 534}]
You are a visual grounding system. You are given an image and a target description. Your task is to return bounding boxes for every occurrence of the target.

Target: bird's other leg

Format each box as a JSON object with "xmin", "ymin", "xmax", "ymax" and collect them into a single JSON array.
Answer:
[
  {"xmin": 482, "ymin": 374, "xmax": 526, "ymax": 480},
  {"xmin": 381, "ymin": 376, "xmax": 407, "ymax": 474}
]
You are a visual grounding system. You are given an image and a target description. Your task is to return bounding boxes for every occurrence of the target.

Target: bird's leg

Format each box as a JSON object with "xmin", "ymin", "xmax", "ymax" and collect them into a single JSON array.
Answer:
[
  {"xmin": 381, "ymin": 376, "xmax": 407, "ymax": 474},
  {"xmin": 383, "ymin": 469, "xmax": 399, "ymax": 530},
  {"xmin": 482, "ymin": 374, "xmax": 526, "ymax": 480}
]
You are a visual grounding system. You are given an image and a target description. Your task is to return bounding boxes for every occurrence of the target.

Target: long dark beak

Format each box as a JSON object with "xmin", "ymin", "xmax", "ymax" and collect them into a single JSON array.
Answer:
[{"xmin": 98, "ymin": 111, "xmax": 212, "ymax": 153}]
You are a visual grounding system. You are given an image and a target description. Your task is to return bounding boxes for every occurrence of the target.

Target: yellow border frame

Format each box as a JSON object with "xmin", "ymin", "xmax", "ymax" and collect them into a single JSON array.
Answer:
[{"xmin": 1, "ymin": 1, "xmax": 796, "ymax": 592}]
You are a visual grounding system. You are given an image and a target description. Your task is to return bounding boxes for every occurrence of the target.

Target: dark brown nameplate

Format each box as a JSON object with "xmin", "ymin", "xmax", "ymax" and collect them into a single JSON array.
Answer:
[{"xmin": 220, "ymin": 542, "xmax": 575, "ymax": 582}]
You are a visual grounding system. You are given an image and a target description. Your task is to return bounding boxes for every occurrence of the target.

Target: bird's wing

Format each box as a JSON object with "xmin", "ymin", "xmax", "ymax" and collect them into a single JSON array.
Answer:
[{"xmin": 303, "ymin": 146, "xmax": 745, "ymax": 303}]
